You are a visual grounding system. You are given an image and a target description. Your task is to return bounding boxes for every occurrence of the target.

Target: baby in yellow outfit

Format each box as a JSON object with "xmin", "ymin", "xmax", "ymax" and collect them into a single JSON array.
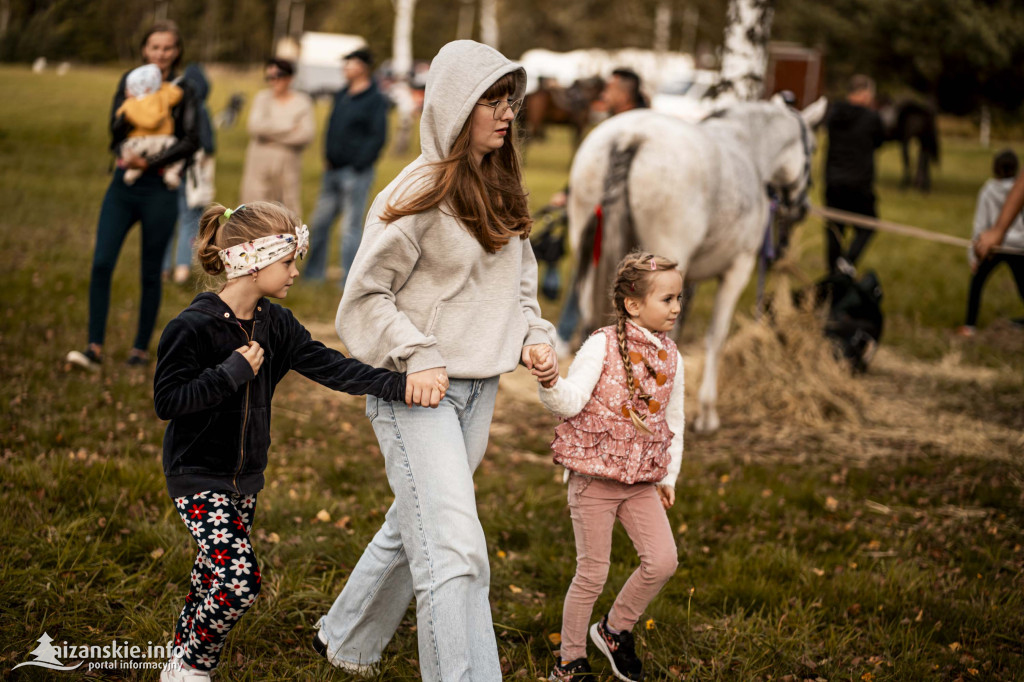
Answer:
[{"xmin": 117, "ymin": 64, "xmax": 185, "ymax": 188}]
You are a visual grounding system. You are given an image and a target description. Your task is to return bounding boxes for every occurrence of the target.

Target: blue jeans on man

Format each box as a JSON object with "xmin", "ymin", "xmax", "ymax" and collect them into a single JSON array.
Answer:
[{"xmin": 305, "ymin": 165, "xmax": 375, "ymax": 285}]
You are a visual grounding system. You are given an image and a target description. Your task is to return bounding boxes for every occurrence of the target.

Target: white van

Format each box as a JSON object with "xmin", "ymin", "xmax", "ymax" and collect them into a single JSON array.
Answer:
[{"xmin": 291, "ymin": 32, "xmax": 367, "ymax": 97}]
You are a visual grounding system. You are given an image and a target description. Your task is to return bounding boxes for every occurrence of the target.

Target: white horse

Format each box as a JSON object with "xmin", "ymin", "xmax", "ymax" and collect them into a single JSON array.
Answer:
[{"xmin": 566, "ymin": 96, "xmax": 828, "ymax": 433}]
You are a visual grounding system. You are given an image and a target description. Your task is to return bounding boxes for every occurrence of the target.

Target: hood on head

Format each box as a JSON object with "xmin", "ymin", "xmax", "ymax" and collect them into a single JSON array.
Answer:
[{"xmin": 420, "ymin": 40, "xmax": 526, "ymax": 161}]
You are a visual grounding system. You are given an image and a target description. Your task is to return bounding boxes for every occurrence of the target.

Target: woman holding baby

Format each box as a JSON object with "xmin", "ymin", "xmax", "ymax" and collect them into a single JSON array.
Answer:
[{"xmin": 66, "ymin": 19, "xmax": 199, "ymax": 371}]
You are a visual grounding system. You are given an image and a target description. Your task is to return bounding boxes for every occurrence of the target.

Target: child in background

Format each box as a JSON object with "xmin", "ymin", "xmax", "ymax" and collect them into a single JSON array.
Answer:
[
  {"xmin": 536, "ymin": 251, "xmax": 685, "ymax": 682},
  {"xmin": 154, "ymin": 201, "xmax": 434, "ymax": 681},
  {"xmin": 958, "ymin": 149, "xmax": 1024, "ymax": 336},
  {"xmin": 117, "ymin": 63, "xmax": 186, "ymax": 188}
]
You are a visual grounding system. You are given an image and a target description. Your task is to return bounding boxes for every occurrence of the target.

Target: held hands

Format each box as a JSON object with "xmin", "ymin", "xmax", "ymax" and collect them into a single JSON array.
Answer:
[
  {"xmin": 974, "ymin": 228, "xmax": 1003, "ymax": 261},
  {"xmin": 657, "ymin": 484, "xmax": 676, "ymax": 510},
  {"xmin": 405, "ymin": 368, "xmax": 449, "ymax": 408},
  {"xmin": 236, "ymin": 341, "xmax": 264, "ymax": 375},
  {"xmin": 523, "ymin": 344, "xmax": 559, "ymax": 388}
]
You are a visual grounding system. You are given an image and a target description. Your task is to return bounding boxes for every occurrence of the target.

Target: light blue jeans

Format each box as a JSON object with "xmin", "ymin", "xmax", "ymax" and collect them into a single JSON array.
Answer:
[
  {"xmin": 319, "ymin": 377, "xmax": 502, "ymax": 682},
  {"xmin": 163, "ymin": 186, "xmax": 203, "ymax": 271},
  {"xmin": 304, "ymin": 165, "xmax": 375, "ymax": 285}
]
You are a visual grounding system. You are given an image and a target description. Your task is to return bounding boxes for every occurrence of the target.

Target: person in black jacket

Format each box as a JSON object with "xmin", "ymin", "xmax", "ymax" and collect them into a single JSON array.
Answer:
[
  {"xmin": 824, "ymin": 74, "xmax": 885, "ymax": 274},
  {"xmin": 304, "ymin": 48, "xmax": 389, "ymax": 285},
  {"xmin": 153, "ymin": 201, "xmax": 424, "ymax": 680},
  {"xmin": 66, "ymin": 21, "xmax": 201, "ymax": 371}
]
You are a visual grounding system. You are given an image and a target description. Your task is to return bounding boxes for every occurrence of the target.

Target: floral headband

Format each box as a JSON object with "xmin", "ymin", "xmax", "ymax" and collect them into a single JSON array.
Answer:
[{"xmin": 217, "ymin": 206, "xmax": 309, "ymax": 279}]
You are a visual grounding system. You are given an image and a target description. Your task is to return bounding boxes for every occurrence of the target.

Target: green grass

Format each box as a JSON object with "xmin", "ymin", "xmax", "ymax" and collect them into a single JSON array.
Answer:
[{"xmin": 1, "ymin": 64, "xmax": 1023, "ymax": 680}]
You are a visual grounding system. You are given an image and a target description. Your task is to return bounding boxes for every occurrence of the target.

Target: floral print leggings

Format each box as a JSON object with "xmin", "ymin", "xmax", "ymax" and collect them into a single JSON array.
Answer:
[{"xmin": 171, "ymin": 491, "xmax": 261, "ymax": 671}]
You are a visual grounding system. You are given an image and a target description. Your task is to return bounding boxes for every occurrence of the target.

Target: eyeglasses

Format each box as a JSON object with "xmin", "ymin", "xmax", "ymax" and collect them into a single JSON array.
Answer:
[
  {"xmin": 476, "ymin": 98, "xmax": 523, "ymax": 120},
  {"xmin": 265, "ymin": 73, "xmax": 284, "ymax": 82}
]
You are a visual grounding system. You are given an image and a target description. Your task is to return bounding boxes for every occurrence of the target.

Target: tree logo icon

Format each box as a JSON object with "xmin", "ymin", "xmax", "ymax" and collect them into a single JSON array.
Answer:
[{"xmin": 12, "ymin": 632, "xmax": 83, "ymax": 671}]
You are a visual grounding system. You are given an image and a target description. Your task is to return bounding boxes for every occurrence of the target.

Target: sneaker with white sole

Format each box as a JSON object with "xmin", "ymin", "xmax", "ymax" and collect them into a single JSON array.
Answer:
[
  {"xmin": 160, "ymin": 656, "xmax": 212, "ymax": 681},
  {"xmin": 312, "ymin": 628, "xmax": 378, "ymax": 676},
  {"xmin": 589, "ymin": 615, "xmax": 644, "ymax": 681},
  {"xmin": 66, "ymin": 347, "xmax": 102, "ymax": 371},
  {"xmin": 548, "ymin": 654, "xmax": 594, "ymax": 680}
]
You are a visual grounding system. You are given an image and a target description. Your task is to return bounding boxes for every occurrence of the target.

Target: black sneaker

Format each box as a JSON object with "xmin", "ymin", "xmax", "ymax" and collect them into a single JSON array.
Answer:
[
  {"xmin": 311, "ymin": 629, "xmax": 377, "ymax": 676},
  {"xmin": 125, "ymin": 351, "xmax": 150, "ymax": 367},
  {"xmin": 549, "ymin": 655, "xmax": 593, "ymax": 680},
  {"xmin": 590, "ymin": 615, "xmax": 644, "ymax": 681},
  {"xmin": 66, "ymin": 347, "xmax": 102, "ymax": 372}
]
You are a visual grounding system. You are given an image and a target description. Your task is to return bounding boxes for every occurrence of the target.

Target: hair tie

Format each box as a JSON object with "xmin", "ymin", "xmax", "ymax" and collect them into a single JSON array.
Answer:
[{"xmin": 219, "ymin": 204, "xmax": 246, "ymax": 226}]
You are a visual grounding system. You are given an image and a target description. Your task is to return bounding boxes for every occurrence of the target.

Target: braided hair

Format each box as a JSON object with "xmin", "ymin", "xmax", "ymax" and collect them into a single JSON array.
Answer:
[{"xmin": 611, "ymin": 250, "xmax": 679, "ymax": 433}]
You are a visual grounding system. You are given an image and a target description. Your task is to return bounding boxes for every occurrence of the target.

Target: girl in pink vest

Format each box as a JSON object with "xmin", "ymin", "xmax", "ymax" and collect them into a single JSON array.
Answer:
[{"xmin": 538, "ymin": 251, "xmax": 684, "ymax": 682}]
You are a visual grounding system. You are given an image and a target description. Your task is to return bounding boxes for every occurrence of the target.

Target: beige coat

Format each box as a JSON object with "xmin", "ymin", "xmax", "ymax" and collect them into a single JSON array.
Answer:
[{"xmin": 239, "ymin": 89, "xmax": 315, "ymax": 217}]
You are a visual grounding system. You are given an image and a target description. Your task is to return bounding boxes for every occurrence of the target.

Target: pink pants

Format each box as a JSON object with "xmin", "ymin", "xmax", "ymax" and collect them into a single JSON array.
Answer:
[{"xmin": 559, "ymin": 474, "xmax": 678, "ymax": 661}]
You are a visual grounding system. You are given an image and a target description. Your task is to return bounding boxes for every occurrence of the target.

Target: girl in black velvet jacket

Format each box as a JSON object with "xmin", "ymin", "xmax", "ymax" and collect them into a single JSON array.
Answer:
[{"xmin": 153, "ymin": 201, "xmax": 421, "ymax": 680}]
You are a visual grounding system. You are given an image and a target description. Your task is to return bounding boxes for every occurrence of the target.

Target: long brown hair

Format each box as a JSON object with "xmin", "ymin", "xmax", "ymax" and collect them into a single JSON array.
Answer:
[{"xmin": 381, "ymin": 72, "xmax": 531, "ymax": 253}]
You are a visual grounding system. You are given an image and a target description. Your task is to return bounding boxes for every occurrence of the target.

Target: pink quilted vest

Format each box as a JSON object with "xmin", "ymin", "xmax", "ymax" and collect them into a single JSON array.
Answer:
[{"xmin": 551, "ymin": 323, "xmax": 678, "ymax": 484}]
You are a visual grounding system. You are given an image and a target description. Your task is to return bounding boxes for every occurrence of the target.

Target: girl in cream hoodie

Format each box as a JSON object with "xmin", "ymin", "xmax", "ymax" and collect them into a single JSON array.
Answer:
[{"xmin": 314, "ymin": 41, "xmax": 557, "ymax": 681}]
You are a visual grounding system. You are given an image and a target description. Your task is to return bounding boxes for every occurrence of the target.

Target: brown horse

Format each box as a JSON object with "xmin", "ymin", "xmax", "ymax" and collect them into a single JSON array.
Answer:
[{"xmin": 522, "ymin": 76, "xmax": 604, "ymax": 151}]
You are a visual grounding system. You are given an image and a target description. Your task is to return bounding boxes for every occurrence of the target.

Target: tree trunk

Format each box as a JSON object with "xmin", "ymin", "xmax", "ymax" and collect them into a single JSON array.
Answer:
[
  {"xmin": 457, "ymin": 0, "xmax": 475, "ymax": 40},
  {"xmin": 479, "ymin": 0, "xmax": 499, "ymax": 49},
  {"xmin": 0, "ymin": 0, "xmax": 10, "ymax": 39},
  {"xmin": 654, "ymin": 1, "xmax": 672, "ymax": 54},
  {"xmin": 391, "ymin": 0, "xmax": 417, "ymax": 154},
  {"xmin": 710, "ymin": 0, "xmax": 774, "ymax": 104},
  {"xmin": 273, "ymin": 0, "xmax": 290, "ymax": 52}
]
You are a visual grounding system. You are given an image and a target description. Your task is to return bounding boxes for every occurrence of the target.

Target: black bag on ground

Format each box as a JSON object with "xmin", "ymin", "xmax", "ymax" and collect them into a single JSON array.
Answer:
[{"xmin": 815, "ymin": 270, "xmax": 884, "ymax": 372}]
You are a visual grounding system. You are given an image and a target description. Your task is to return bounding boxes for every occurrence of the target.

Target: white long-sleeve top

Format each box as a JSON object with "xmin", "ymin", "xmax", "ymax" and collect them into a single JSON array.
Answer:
[{"xmin": 539, "ymin": 322, "xmax": 684, "ymax": 487}]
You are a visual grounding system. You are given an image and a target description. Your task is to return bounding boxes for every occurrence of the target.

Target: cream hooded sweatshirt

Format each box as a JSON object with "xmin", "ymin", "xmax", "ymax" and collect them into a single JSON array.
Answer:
[{"xmin": 336, "ymin": 41, "xmax": 555, "ymax": 378}]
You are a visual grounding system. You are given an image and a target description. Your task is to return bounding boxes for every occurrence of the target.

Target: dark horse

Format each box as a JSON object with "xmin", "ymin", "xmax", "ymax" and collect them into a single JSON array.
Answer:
[
  {"xmin": 878, "ymin": 97, "xmax": 940, "ymax": 192},
  {"xmin": 522, "ymin": 76, "xmax": 604, "ymax": 151}
]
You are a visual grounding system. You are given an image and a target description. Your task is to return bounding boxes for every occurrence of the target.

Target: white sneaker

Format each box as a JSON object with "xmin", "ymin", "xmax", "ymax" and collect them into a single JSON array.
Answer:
[
  {"xmin": 160, "ymin": 656, "xmax": 212, "ymax": 681},
  {"xmin": 312, "ymin": 628, "xmax": 378, "ymax": 676}
]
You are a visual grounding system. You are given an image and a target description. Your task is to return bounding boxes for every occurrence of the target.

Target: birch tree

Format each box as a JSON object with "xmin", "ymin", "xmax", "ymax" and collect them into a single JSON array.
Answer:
[
  {"xmin": 710, "ymin": 0, "xmax": 775, "ymax": 104},
  {"xmin": 391, "ymin": 0, "xmax": 417, "ymax": 154},
  {"xmin": 479, "ymin": 0, "xmax": 499, "ymax": 49}
]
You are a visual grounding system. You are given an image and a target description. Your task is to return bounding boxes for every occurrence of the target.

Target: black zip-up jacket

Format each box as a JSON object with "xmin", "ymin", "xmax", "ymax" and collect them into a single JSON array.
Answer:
[
  {"xmin": 109, "ymin": 68, "xmax": 201, "ymax": 172},
  {"xmin": 154, "ymin": 293, "xmax": 406, "ymax": 497}
]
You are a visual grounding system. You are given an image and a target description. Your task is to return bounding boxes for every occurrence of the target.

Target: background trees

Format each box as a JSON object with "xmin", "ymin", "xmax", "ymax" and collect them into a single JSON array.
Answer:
[{"xmin": 1, "ymin": 0, "xmax": 1022, "ymax": 116}]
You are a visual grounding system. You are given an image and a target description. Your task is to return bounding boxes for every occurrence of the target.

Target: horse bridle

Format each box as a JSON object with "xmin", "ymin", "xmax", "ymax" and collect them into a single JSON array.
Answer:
[{"xmin": 774, "ymin": 108, "xmax": 813, "ymax": 214}]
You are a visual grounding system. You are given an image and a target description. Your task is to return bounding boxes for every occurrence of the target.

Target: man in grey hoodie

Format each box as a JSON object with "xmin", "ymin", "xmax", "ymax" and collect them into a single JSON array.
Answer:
[
  {"xmin": 314, "ymin": 41, "xmax": 557, "ymax": 681},
  {"xmin": 959, "ymin": 149, "xmax": 1024, "ymax": 334}
]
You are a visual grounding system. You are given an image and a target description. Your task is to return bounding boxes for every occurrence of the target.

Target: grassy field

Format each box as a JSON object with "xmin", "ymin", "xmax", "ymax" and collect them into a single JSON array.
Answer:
[{"xmin": 0, "ymin": 64, "xmax": 1022, "ymax": 681}]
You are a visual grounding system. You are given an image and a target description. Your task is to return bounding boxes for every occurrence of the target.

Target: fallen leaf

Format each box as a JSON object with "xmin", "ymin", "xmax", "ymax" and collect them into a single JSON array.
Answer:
[
  {"xmin": 315, "ymin": 509, "xmax": 331, "ymax": 523},
  {"xmin": 547, "ymin": 632, "xmax": 561, "ymax": 645},
  {"xmin": 508, "ymin": 584, "xmax": 523, "ymax": 594}
]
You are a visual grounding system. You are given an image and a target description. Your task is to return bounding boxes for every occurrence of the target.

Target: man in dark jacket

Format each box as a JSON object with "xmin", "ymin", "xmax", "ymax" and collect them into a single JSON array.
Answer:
[
  {"xmin": 824, "ymin": 74, "xmax": 885, "ymax": 273},
  {"xmin": 305, "ymin": 48, "xmax": 389, "ymax": 285}
]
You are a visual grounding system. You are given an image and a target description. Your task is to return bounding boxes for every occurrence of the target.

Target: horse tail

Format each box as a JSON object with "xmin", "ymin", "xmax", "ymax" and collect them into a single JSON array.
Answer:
[{"xmin": 573, "ymin": 138, "xmax": 643, "ymax": 336}]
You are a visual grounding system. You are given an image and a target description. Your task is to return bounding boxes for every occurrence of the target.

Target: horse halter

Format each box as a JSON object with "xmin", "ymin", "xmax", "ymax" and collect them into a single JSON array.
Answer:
[{"xmin": 774, "ymin": 109, "xmax": 813, "ymax": 215}]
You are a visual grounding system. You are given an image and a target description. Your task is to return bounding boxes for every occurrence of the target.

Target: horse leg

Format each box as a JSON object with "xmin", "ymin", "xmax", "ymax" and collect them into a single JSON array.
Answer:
[
  {"xmin": 900, "ymin": 139, "xmax": 911, "ymax": 189},
  {"xmin": 916, "ymin": 140, "xmax": 930, "ymax": 192},
  {"xmin": 694, "ymin": 252, "xmax": 756, "ymax": 434}
]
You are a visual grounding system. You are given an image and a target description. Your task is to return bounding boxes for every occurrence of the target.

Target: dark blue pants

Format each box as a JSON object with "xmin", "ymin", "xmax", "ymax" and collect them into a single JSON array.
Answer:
[
  {"xmin": 88, "ymin": 169, "xmax": 178, "ymax": 350},
  {"xmin": 965, "ymin": 253, "xmax": 1024, "ymax": 327}
]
